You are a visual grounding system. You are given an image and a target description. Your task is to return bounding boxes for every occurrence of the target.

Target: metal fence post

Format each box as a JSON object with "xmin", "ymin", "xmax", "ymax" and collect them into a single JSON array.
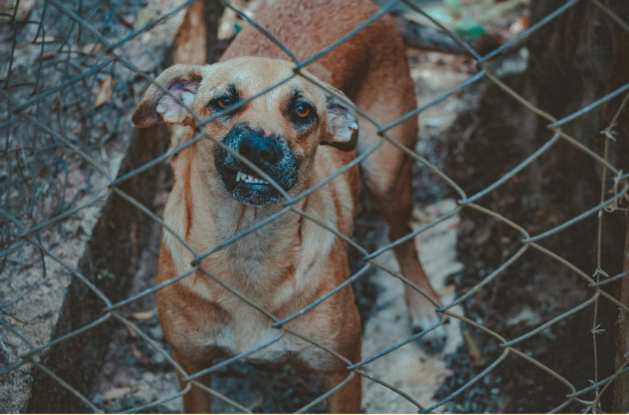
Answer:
[{"xmin": 613, "ymin": 212, "xmax": 629, "ymax": 412}]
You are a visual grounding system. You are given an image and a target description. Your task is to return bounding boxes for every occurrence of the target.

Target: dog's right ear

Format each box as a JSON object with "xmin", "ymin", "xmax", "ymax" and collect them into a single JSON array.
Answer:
[
  {"xmin": 132, "ymin": 64, "xmax": 205, "ymax": 128},
  {"xmin": 321, "ymin": 88, "xmax": 359, "ymax": 152}
]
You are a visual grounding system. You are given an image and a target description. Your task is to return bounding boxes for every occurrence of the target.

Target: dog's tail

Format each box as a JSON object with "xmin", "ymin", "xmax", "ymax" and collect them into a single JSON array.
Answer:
[
  {"xmin": 395, "ymin": 18, "xmax": 469, "ymax": 55},
  {"xmin": 395, "ymin": 17, "xmax": 502, "ymax": 57},
  {"xmin": 172, "ymin": 0, "xmax": 207, "ymax": 65}
]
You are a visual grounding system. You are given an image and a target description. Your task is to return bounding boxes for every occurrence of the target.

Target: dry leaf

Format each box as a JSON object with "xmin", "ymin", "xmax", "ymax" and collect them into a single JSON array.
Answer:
[
  {"xmin": 125, "ymin": 326, "xmax": 138, "ymax": 339},
  {"xmin": 104, "ymin": 386, "xmax": 132, "ymax": 400},
  {"xmin": 411, "ymin": 207, "xmax": 431, "ymax": 224},
  {"xmin": 131, "ymin": 344, "xmax": 149, "ymax": 364},
  {"xmin": 133, "ymin": 8, "xmax": 158, "ymax": 31},
  {"xmin": 132, "ymin": 310, "xmax": 155, "ymax": 320},
  {"xmin": 463, "ymin": 330, "xmax": 486, "ymax": 366},
  {"xmin": 94, "ymin": 76, "xmax": 113, "ymax": 108},
  {"xmin": 118, "ymin": 14, "xmax": 134, "ymax": 28},
  {"xmin": 33, "ymin": 52, "xmax": 54, "ymax": 63},
  {"xmin": 82, "ymin": 42, "xmax": 105, "ymax": 54},
  {"xmin": 33, "ymin": 36, "xmax": 55, "ymax": 44},
  {"xmin": 439, "ymin": 284, "xmax": 456, "ymax": 297},
  {"xmin": 510, "ymin": 15, "xmax": 529, "ymax": 34},
  {"xmin": 13, "ymin": 0, "xmax": 36, "ymax": 21}
]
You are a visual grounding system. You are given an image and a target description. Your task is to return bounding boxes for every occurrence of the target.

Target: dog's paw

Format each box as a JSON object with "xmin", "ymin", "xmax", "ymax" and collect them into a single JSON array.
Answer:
[{"xmin": 410, "ymin": 312, "xmax": 448, "ymax": 354}]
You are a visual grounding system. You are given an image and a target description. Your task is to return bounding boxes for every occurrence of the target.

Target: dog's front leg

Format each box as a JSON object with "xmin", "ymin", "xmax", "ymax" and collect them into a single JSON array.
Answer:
[
  {"xmin": 324, "ymin": 369, "xmax": 362, "ymax": 414},
  {"xmin": 321, "ymin": 335, "xmax": 362, "ymax": 414},
  {"xmin": 173, "ymin": 349, "xmax": 214, "ymax": 414}
]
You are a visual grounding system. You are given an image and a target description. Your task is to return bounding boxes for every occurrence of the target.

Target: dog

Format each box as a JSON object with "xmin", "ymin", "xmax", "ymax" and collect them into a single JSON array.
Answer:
[{"xmin": 132, "ymin": 0, "xmax": 446, "ymax": 412}]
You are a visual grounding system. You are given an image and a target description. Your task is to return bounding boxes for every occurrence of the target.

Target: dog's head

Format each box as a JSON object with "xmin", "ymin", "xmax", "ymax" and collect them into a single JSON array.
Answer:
[{"xmin": 132, "ymin": 57, "xmax": 358, "ymax": 206}]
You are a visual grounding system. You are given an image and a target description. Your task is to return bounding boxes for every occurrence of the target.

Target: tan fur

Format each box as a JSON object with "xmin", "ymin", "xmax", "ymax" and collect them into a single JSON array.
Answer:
[{"xmin": 132, "ymin": 1, "xmax": 445, "ymax": 413}]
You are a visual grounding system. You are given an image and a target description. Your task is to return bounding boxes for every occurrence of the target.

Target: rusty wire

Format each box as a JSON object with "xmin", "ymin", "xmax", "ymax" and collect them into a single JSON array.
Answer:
[{"xmin": 1, "ymin": 0, "xmax": 628, "ymax": 413}]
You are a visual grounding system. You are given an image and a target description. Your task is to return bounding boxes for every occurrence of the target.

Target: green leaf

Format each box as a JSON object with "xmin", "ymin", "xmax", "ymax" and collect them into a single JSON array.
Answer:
[
  {"xmin": 455, "ymin": 17, "xmax": 486, "ymax": 38},
  {"xmin": 100, "ymin": 269, "xmax": 115, "ymax": 280}
]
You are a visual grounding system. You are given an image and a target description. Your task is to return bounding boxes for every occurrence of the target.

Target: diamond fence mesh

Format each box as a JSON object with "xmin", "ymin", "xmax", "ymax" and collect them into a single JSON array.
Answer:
[{"xmin": 1, "ymin": 0, "xmax": 629, "ymax": 413}]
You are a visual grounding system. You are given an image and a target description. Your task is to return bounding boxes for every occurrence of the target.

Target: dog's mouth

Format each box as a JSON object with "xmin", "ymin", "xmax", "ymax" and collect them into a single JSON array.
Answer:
[
  {"xmin": 218, "ymin": 167, "xmax": 289, "ymax": 206},
  {"xmin": 214, "ymin": 126, "xmax": 299, "ymax": 207}
]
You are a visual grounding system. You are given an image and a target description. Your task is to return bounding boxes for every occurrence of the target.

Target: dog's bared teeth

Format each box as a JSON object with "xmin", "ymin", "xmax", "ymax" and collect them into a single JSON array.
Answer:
[{"xmin": 236, "ymin": 171, "xmax": 269, "ymax": 185}]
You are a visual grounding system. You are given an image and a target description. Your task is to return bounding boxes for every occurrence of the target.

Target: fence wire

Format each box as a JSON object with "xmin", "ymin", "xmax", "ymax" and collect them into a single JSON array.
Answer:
[{"xmin": 1, "ymin": 0, "xmax": 628, "ymax": 413}]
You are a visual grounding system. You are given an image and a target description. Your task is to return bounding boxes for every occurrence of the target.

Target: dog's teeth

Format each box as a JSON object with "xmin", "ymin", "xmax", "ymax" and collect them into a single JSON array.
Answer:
[{"xmin": 236, "ymin": 172, "xmax": 269, "ymax": 184}]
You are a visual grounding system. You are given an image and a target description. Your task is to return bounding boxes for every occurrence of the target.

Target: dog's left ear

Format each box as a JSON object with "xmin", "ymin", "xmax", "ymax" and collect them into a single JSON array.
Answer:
[{"xmin": 321, "ymin": 89, "xmax": 359, "ymax": 152}]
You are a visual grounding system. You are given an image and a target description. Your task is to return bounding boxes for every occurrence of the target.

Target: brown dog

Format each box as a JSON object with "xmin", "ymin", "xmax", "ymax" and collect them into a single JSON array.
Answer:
[{"xmin": 132, "ymin": 0, "xmax": 446, "ymax": 412}]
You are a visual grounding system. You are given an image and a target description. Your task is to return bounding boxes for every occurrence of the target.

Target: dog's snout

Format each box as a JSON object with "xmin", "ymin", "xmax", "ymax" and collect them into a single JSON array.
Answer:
[
  {"xmin": 214, "ymin": 124, "xmax": 298, "ymax": 204},
  {"xmin": 238, "ymin": 135, "xmax": 282, "ymax": 169}
]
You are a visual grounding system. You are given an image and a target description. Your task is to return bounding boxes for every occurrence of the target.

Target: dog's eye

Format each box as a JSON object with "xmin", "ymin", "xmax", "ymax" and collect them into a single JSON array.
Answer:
[
  {"xmin": 289, "ymin": 101, "xmax": 316, "ymax": 126},
  {"xmin": 294, "ymin": 104, "xmax": 311, "ymax": 118},
  {"xmin": 217, "ymin": 97, "xmax": 233, "ymax": 109}
]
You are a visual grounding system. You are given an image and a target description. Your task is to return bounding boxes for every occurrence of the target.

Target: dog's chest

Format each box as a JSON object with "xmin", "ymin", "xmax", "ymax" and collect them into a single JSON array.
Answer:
[
  {"xmin": 204, "ymin": 307, "xmax": 336, "ymax": 370},
  {"xmin": 169, "ymin": 195, "xmax": 341, "ymax": 369},
  {"xmin": 189, "ymin": 255, "xmax": 335, "ymax": 370}
]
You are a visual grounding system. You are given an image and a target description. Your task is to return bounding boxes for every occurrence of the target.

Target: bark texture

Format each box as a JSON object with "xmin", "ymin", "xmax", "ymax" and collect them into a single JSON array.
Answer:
[{"xmin": 443, "ymin": 0, "xmax": 628, "ymax": 411}]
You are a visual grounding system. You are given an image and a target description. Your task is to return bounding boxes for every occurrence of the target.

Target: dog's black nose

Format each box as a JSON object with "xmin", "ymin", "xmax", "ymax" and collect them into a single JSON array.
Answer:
[{"xmin": 238, "ymin": 134, "xmax": 282, "ymax": 169}]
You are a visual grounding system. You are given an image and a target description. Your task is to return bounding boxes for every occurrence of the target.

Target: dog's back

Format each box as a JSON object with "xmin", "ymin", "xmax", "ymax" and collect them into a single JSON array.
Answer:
[{"xmin": 222, "ymin": 0, "xmax": 406, "ymax": 96}]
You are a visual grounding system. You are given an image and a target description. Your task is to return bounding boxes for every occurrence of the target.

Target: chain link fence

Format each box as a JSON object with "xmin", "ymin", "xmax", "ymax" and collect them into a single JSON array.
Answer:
[{"xmin": 1, "ymin": 0, "xmax": 629, "ymax": 412}]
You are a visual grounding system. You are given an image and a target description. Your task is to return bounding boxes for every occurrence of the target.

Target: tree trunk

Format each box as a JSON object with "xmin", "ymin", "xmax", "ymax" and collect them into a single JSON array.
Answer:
[
  {"xmin": 444, "ymin": 0, "xmax": 628, "ymax": 412},
  {"xmin": 526, "ymin": 2, "xmax": 629, "ymax": 410}
]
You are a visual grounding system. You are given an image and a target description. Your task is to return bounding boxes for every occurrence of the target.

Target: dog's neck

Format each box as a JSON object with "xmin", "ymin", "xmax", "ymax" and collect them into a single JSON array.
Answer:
[{"xmin": 163, "ymin": 146, "xmax": 337, "ymax": 298}]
